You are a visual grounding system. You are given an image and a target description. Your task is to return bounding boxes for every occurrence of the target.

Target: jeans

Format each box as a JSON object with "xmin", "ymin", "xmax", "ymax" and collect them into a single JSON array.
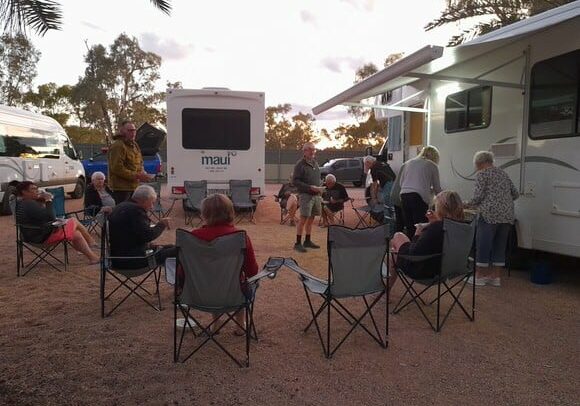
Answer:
[{"xmin": 475, "ymin": 217, "xmax": 511, "ymax": 267}]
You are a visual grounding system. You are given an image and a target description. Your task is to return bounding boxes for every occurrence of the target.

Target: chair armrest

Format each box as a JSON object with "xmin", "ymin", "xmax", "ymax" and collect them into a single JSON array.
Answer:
[
  {"xmin": 395, "ymin": 252, "xmax": 442, "ymax": 262},
  {"xmin": 247, "ymin": 257, "xmax": 285, "ymax": 284},
  {"xmin": 282, "ymin": 257, "xmax": 326, "ymax": 284}
]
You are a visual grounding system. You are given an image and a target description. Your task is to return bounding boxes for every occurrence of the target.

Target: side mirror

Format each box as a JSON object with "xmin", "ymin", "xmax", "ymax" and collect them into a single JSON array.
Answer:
[{"xmin": 77, "ymin": 151, "xmax": 83, "ymax": 160}]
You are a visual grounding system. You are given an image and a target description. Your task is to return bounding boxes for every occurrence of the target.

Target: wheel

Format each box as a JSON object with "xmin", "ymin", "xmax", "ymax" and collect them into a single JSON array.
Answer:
[
  {"xmin": 69, "ymin": 177, "xmax": 86, "ymax": 199},
  {"xmin": 1, "ymin": 185, "xmax": 16, "ymax": 215}
]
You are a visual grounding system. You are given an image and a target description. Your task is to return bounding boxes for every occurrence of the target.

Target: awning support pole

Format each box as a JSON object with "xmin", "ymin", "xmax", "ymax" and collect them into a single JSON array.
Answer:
[
  {"xmin": 403, "ymin": 72, "xmax": 524, "ymax": 89},
  {"xmin": 343, "ymin": 102, "xmax": 428, "ymax": 113}
]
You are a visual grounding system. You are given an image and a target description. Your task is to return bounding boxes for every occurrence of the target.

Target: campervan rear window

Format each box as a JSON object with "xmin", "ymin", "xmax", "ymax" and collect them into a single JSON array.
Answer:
[
  {"xmin": 445, "ymin": 86, "xmax": 492, "ymax": 133},
  {"xmin": 181, "ymin": 108, "xmax": 251, "ymax": 150},
  {"xmin": 529, "ymin": 50, "xmax": 580, "ymax": 139}
]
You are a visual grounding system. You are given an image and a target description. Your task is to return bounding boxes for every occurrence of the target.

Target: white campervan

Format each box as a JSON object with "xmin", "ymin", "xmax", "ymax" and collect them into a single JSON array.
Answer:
[
  {"xmin": 313, "ymin": 3, "xmax": 580, "ymax": 258},
  {"xmin": 0, "ymin": 105, "xmax": 85, "ymax": 214},
  {"xmin": 166, "ymin": 88, "xmax": 265, "ymax": 198}
]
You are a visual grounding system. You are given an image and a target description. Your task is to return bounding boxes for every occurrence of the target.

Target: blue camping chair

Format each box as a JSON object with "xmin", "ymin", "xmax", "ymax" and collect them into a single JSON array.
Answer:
[{"xmin": 45, "ymin": 187, "xmax": 99, "ymax": 233}]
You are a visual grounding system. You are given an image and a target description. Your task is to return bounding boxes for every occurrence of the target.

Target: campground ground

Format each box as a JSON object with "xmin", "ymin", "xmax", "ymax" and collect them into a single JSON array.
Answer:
[{"xmin": 0, "ymin": 184, "xmax": 578, "ymax": 405}]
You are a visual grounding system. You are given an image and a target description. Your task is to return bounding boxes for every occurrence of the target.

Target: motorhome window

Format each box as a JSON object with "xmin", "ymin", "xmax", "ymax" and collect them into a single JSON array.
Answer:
[
  {"xmin": 0, "ymin": 126, "xmax": 60, "ymax": 158},
  {"xmin": 182, "ymin": 108, "xmax": 251, "ymax": 150},
  {"xmin": 444, "ymin": 86, "xmax": 492, "ymax": 133},
  {"xmin": 529, "ymin": 50, "xmax": 580, "ymax": 139}
]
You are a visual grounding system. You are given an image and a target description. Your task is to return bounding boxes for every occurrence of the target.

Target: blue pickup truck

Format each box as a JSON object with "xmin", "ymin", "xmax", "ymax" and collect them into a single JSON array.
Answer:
[{"xmin": 82, "ymin": 123, "xmax": 165, "ymax": 181}]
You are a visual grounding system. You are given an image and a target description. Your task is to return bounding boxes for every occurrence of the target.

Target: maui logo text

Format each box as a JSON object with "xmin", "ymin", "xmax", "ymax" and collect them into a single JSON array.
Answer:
[{"xmin": 201, "ymin": 151, "xmax": 237, "ymax": 166}]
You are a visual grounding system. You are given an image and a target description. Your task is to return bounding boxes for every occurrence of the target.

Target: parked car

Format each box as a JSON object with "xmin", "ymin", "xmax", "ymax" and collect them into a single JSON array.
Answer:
[
  {"xmin": 82, "ymin": 123, "xmax": 165, "ymax": 182},
  {"xmin": 319, "ymin": 157, "xmax": 365, "ymax": 187}
]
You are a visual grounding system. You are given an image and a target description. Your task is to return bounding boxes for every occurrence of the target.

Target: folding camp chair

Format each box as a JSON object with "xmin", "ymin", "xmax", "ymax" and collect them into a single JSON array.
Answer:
[
  {"xmin": 183, "ymin": 180, "xmax": 207, "ymax": 226},
  {"xmin": 274, "ymin": 195, "xmax": 289, "ymax": 224},
  {"xmin": 229, "ymin": 180, "xmax": 256, "ymax": 224},
  {"xmin": 283, "ymin": 224, "xmax": 390, "ymax": 358},
  {"xmin": 173, "ymin": 230, "xmax": 282, "ymax": 367},
  {"xmin": 392, "ymin": 216, "xmax": 477, "ymax": 332},
  {"xmin": 100, "ymin": 218, "xmax": 162, "ymax": 317},
  {"xmin": 10, "ymin": 195, "xmax": 69, "ymax": 277},
  {"xmin": 144, "ymin": 181, "xmax": 172, "ymax": 221},
  {"xmin": 350, "ymin": 198, "xmax": 372, "ymax": 228},
  {"xmin": 46, "ymin": 186, "xmax": 100, "ymax": 235},
  {"xmin": 319, "ymin": 200, "xmax": 345, "ymax": 227}
]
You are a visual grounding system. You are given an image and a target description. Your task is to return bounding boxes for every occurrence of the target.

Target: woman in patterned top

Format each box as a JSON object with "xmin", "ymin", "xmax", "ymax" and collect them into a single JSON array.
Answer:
[{"xmin": 467, "ymin": 151, "xmax": 519, "ymax": 287}]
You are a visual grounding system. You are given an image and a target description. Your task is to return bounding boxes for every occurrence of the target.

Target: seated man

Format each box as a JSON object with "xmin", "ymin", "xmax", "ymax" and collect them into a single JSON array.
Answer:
[
  {"xmin": 108, "ymin": 184, "xmax": 176, "ymax": 269},
  {"xmin": 321, "ymin": 174, "xmax": 349, "ymax": 227},
  {"xmin": 276, "ymin": 175, "xmax": 299, "ymax": 226}
]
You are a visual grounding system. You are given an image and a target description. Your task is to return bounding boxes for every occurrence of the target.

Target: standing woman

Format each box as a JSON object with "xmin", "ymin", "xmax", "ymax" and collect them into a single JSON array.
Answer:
[
  {"xmin": 398, "ymin": 145, "xmax": 442, "ymax": 237},
  {"xmin": 467, "ymin": 151, "xmax": 519, "ymax": 287}
]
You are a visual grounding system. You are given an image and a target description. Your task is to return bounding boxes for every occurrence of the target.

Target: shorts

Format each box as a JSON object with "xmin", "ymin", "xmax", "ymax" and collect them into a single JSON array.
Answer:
[
  {"xmin": 299, "ymin": 193, "xmax": 322, "ymax": 217},
  {"xmin": 475, "ymin": 217, "xmax": 512, "ymax": 267},
  {"xmin": 44, "ymin": 219, "xmax": 75, "ymax": 244}
]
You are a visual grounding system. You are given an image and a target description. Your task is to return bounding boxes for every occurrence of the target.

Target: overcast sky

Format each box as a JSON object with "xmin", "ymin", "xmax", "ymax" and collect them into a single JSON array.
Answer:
[{"xmin": 32, "ymin": 0, "xmax": 461, "ymax": 140}]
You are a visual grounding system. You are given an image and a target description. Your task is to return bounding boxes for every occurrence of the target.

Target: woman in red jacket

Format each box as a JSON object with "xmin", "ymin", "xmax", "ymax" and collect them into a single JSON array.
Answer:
[{"xmin": 190, "ymin": 193, "xmax": 258, "ymax": 334}]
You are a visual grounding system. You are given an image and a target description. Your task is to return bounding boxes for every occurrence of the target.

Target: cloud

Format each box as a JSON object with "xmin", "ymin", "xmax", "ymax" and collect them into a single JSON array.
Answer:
[
  {"xmin": 139, "ymin": 33, "xmax": 193, "ymax": 60},
  {"xmin": 300, "ymin": 10, "xmax": 317, "ymax": 25},
  {"xmin": 320, "ymin": 56, "xmax": 366, "ymax": 73},
  {"xmin": 340, "ymin": 0, "xmax": 375, "ymax": 11},
  {"xmin": 81, "ymin": 21, "xmax": 105, "ymax": 31},
  {"xmin": 290, "ymin": 104, "xmax": 351, "ymax": 121}
]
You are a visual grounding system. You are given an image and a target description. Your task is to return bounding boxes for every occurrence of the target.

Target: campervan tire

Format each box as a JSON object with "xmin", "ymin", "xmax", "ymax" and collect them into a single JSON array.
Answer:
[
  {"xmin": 1, "ymin": 185, "xmax": 16, "ymax": 215},
  {"xmin": 70, "ymin": 178, "xmax": 85, "ymax": 199}
]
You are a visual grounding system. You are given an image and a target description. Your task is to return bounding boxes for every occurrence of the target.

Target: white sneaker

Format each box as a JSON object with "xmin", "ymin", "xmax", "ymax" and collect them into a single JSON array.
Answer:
[
  {"xmin": 467, "ymin": 276, "xmax": 487, "ymax": 286},
  {"xmin": 487, "ymin": 278, "xmax": 501, "ymax": 287}
]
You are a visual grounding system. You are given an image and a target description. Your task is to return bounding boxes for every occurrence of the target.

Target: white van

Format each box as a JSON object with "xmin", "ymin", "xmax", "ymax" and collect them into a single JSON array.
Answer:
[
  {"xmin": 0, "ymin": 105, "xmax": 85, "ymax": 214},
  {"xmin": 166, "ymin": 88, "xmax": 265, "ymax": 198}
]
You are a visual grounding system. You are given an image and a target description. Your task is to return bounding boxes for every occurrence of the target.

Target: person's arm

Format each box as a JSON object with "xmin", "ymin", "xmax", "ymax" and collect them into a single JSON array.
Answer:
[
  {"xmin": 407, "ymin": 222, "xmax": 443, "ymax": 256},
  {"xmin": 242, "ymin": 235, "xmax": 259, "ymax": 278},
  {"xmin": 22, "ymin": 200, "xmax": 55, "ymax": 224},
  {"xmin": 130, "ymin": 207, "xmax": 165, "ymax": 244},
  {"xmin": 292, "ymin": 162, "xmax": 311, "ymax": 194},
  {"xmin": 431, "ymin": 163, "xmax": 442, "ymax": 195},
  {"xmin": 390, "ymin": 164, "xmax": 404, "ymax": 205},
  {"xmin": 335, "ymin": 185, "xmax": 348, "ymax": 203},
  {"xmin": 109, "ymin": 144, "xmax": 139, "ymax": 182},
  {"xmin": 468, "ymin": 172, "xmax": 486, "ymax": 207},
  {"xmin": 510, "ymin": 178, "xmax": 519, "ymax": 201}
]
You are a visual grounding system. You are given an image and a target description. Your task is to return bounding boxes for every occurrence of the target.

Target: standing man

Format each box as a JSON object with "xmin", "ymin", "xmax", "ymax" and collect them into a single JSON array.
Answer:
[
  {"xmin": 292, "ymin": 142, "xmax": 324, "ymax": 253},
  {"xmin": 108, "ymin": 120, "xmax": 153, "ymax": 204}
]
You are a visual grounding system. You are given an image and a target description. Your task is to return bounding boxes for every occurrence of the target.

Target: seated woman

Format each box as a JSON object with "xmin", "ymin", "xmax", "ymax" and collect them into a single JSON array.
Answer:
[
  {"xmin": 386, "ymin": 190, "xmax": 464, "ymax": 292},
  {"xmin": 277, "ymin": 175, "xmax": 299, "ymax": 226},
  {"xmin": 84, "ymin": 171, "xmax": 116, "ymax": 217},
  {"xmin": 15, "ymin": 181, "xmax": 100, "ymax": 265},
  {"xmin": 190, "ymin": 193, "xmax": 259, "ymax": 334}
]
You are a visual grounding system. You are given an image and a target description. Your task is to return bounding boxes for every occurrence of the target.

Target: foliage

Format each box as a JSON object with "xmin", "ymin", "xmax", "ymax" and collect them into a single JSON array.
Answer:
[
  {"xmin": 347, "ymin": 63, "xmax": 379, "ymax": 120},
  {"xmin": 0, "ymin": 33, "xmax": 40, "ymax": 105},
  {"xmin": 24, "ymin": 82, "xmax": 72, "ymax": 124},
  {"xmin": 0, "ymin": 0, "xmax": 171, "ymax": 36},
  {"xmin": 426, "ymin": 0, "xmax": 575, "ymax": 46},
  {"xmin": 64, "ymin": 125, "xmax": 105, "ymax": 145},
  {"xmin": 265, "ymin": 104, "xmax": 292, "ymax": 149},
  {"xmin": 330, "ymin": 114, "xmax": 386, "ymax": 151},
  {"xmin": 72, "ymin": 34, "xmax": 163, "ymax": 142},
  {"xmin": 285, "ymin": 112, "xmax": 319, "ymax": 150}
]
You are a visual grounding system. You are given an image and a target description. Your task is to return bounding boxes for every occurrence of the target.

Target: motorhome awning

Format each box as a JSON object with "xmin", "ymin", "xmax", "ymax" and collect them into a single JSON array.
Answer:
[{"xmin": 312, "ymin": 1, "xmax": 580, "ymax": 115}]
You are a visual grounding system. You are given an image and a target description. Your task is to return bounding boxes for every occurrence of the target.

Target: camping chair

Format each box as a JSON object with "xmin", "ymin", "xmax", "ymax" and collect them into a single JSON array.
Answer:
[
  {"xmin": 100, "ymin": 218, "xmax": 162, "ymax": 317},
  {"xmin": 274, "ymin": 195, "xmax": 289, "ymax": 225},
  {"xmin": 319, "ymin": 200, "xmax": 345, "ymax": 227},
  {"xmin": 10, "ymin": 195, "xmax": 69, "ymax": 277},
  {"xmin": 173, "ymin": 230, "xmax": 282, "ymax": 367},
  {"xmin": 45, "ymin": 186, "xmax": 99, "ymax": 234},
  {"xmin": 183, "ymin": 180, "xmax": 207, "ymax": 226},
  {"xmin": 283, "ymin": 224, "xmax": 390, "ymax": 358},
  {"xmin": 144, "ymin": 181, "xmax": 171, "ymax": 221},
  {"xmin": 229, "ymin": 179, "xmax": 256, "ymax": 224},
  {"xmin": 350, "ymin": 198, "xmax": 372, "ymax": 228},
  {"xmin": 392, "ymin": 216, "xmax": 477, "ymax": 332}
]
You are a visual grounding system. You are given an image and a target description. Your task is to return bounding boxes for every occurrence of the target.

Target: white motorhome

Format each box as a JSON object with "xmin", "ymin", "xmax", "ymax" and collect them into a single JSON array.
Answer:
[
  {"xmin": 0, "ymin": 105, "xmax": 85, "ymax": 214},
  {"xmin": 166, "ymin": 88, "xmax": 265, "ymax": 198},
  {"xmin": 313, "ymin": 3, "xmax": 580, "ymax": 258}
]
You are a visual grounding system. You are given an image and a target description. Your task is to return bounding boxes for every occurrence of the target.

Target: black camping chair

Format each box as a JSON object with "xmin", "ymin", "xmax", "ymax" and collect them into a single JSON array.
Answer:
[
  {"xmin": 173, "ymin": 229, "xmax": 282, "ymax": 367},
  {"xmin": 283, "ymin": 224, "xmax": 391, "ymax": 358},
  {"xmin": 183, "ymin": 180, "xmax": 207, "ymax": 226},
  {"xmin": 392, "ymin": 216, "xmax": 477, "ymax": 332},
  {"xmin": 11, "ymin": 195, "xmax": 69, "ymax": 277},
  {"xmin": 229, "ymin": 179, "xmax": 256, "ymax": 224},
  {"xmin": 100, "ymin": 218, "xmax": 162, "ymax": 317}
]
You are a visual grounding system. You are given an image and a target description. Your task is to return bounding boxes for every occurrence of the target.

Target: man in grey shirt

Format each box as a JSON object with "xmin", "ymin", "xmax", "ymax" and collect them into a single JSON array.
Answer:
[{"xmin": 292, "ymin": 142, "xmax": 324, "ymax": 252}]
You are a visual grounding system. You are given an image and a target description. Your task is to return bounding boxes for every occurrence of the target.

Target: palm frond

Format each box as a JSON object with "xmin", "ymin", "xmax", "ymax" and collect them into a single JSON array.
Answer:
[
  {"xmin": 150, "ymin": 0, "xmax": 172, "ymax": 15},
  {"xmin": 0, "ymin": 0, "xmax": 62, "ymax": 36}
]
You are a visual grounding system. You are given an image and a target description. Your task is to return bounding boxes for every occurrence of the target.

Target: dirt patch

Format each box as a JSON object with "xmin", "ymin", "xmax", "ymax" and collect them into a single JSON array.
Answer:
[{"xmin": 0, "ymin": 184, "xmax": 578, "ymax": 405}]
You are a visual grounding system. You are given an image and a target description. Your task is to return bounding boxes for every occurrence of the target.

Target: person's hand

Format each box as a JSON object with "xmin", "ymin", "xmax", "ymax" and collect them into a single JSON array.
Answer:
[
  {"xmin": 39, "ymin": 191, "xmax": 53, "ymax": 202},
  {"xmin": 136, "ymin": 172, "xmax": 153, "ymax": 182},
  {"xmin": 284, "ymin": 191, "xmax": 291, "ymax": 198},
  {"xmin": 159, "ymin": 217, "xmax": 171, "ymax": 229},
  {"xmin": 426, "ymin": 210, "xmax": 437, "ymax": 223},
  {"xmin": 330, "ymin": 197, "xmax": 336, "ymax": 204},
  {"xmin": 310, "ymin": 185, "xmax": 323, "ymax": 194}
]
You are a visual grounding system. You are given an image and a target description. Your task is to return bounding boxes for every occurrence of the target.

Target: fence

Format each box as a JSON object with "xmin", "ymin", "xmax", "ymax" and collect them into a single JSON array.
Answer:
[{"xmin": 76, "ymin": 144, "xmax": 365, "ymax": 183}]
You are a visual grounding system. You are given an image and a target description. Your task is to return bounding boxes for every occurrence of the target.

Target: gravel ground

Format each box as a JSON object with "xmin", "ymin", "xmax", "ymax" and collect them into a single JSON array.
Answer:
[{"xmin": 0, "ymin": 184, "xmax": 578, "ymax": 406}]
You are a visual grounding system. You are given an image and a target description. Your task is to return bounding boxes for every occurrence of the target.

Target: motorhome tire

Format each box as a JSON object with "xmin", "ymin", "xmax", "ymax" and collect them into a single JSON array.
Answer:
[
  {"xmin": 70, "ymin": 178, "xmax": 85, "ymax": 199},
  {"xmin": 1, "ymin": 185, "xmax": 16, "ymax": 215}
]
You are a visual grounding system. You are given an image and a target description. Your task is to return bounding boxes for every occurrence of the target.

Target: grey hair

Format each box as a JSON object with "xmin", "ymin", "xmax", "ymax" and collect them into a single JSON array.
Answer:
[
  {"xmin": 325, "ymin": 174, "xmax": 336, "ymax": 183},
  {"xmin": 363, "ymin": 155, "xmax": 376, "ymax": 165},
  {"xmin": 132, "ymin": 184, "xmax": 156, "ymax": 202},
  {"xmin": 473, "ymin": 150, "xmax": 494, "ymax": 166},
  {"xmin": 91, "ymin": 171, "xmax": 106, "ymax": 181}
]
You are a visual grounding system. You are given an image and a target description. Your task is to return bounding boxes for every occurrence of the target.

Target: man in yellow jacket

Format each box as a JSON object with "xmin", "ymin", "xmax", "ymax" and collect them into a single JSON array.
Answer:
[{"xmin": 108, "ymin": 121, "xmax": 153, "ymax": 204}]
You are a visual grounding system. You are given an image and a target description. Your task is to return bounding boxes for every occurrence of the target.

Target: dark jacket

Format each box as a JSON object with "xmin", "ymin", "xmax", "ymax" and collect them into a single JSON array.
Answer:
[
  {"xmin": 292, "ymin": 158, "xmax": 321, "ymax": 194},
  {"xmin": 371, "ymin": 161, "xmax": 396, "ymax": 188},
  {"xmin": 15, "ymin": 199, "xmax": 56, "ymax": 244},
  {"xmin": 84, "ymin": 183, "xmax": 114, "ymax": 214},
  {"xmin": 108, "ymin": 199, "xmax": 166, "ymax": 269},
  {"xmin": 398, "ymin": 221, "xmax": 444, "ymax": 279},
  {"xmin": 277, "ymin": 182, "xmax": 297, "ymax": 207}
]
